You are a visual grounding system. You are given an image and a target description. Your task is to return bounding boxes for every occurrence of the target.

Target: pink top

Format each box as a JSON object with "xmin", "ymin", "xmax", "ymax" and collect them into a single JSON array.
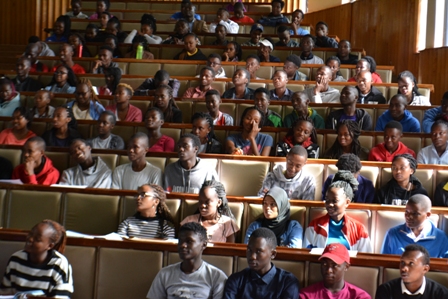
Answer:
[
  {"xmin": 180, "ymin": 214, "xmax": 239, "ymax": 243},
  {"xmin": 300, "ymin": 281, "xmax": 371, "ymax": 299},
  {"xmin": 182, "ymin": 86, "xmax": 214, "ymax": 99},
  {"xmin": 105, "ymin": 104, "xmax": 142, "ymax": 122},
  {"xmin": 0, "ymin": 128, "xmax": 36, "ymax": 146},
  {"xmin": 148, "ymin": 135, "xmax": 175, "ymax": 152}
]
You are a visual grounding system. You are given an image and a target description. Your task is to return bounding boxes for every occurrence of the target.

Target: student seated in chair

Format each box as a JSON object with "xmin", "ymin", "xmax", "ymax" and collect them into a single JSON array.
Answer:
[
  {"xmin": 258, "ymin": 0, "xmax": 289, "ymax": 27},
  {"xmin": 14, "ymin": 56, "xmax": 41, "ymax": 92},
  {"xmin": 230, "ymin": 2, "xmax": 254, "ymax": 24},
  {"xmin": 183, "ymin": 67, "xmax": 215, "ymax": 99},
  {"xmin": 315, "ymin": 21, "xmax": 338, "ymax": 48},
  {"xmin": 423, "ymin": 91, "xmax": 448, "ymax": 133},
  {"xmin": 257, "ymin": 39, "xmax": 280, "ymax": 62},
  {"xmin": 375, "ymin": 94, "xmax": 420, "ymax": 133},
  {"xmin": 325, "ymin": 86, "xmax": 373, "ymax": 131},
  {"xmin": 300, "ymin": 243, "xmax": 371, "ymax": 299},
  {"xmin": 147, "ymin": 222, "xmax": 227, "ymax": 299},
  {"xmin": 221, "ymin": 68, "xmax": 253, "ymax": 100},
  {"xmin": 275, "ymin": 26, "xmax": 299, "ymax": 47},
  {"xmin": 59, "ymin": 139, "xmax": 112, "ymax": 188},
  {"xmin": 348, "ymin": 57, "xmax": 382, "ymax": 83},
  {"xmin": 224, "ymin": 227, "xmax": 299, "ymax": 298},
  {"xmin": 375, "ymin": 244, "xmax": 448, "ymax": 298},
  {"xmin": 184, "ymin": 5, "xmax": 209, "ymax": 35},
  {"xmin": 289, "ymin": 9, "xmax": 308, "ymax": 35},
  {"xmin": 277, "ymin": 119, "xmax": 320, "ymax": 158},
  {"xmin": 356, "ymin": 70, "xmax": 386, "ymax": 104},
  {"xmin": 304, "ymin": 66, "xmax": 340, "ymax": 103},
  {"xmin": 397, "ymin": 70, "xmax": 431, "ymax": 106},
  {"xmin": 283, "ymin": 91, "xmax": 325, "ymax": 129},
  {"xmin": 170, "ymin": 0, "xmax": 201, "ymax": 21},
  {"xmin": 209, "ymin": 8, "xmax": 239, "ymax": 34},
  {"xmin": 299, "ymin": 35, "xmax": 324, "ymax": 65},
  {"xmin": 245, "ymin": 55, "xmax": 263, "ymax": 80},
  {"xmin": 105, "ymin": 83, "xmax": 142, "ymax": 122},
  {"xmin": 190, "ymin": 112, "xmax": 222, "ymax": 154},
  {"xmin": 88, "ymin": 111, "xmax": 125, "ymax": 150},
  {"xmin": 269, "ymin": 70, "xmax": 293, "ymax": 101},
  {"xmin": 241, "ymin": 23, "xmax": 264, "ymax": 46},
  {"xmin": 322, "ymin": 154, "xmax": 375, "ymax": 203},
  {"xmin": 323, "ymin": 120, "xmax": 369, "ymax": 160},
  {"xmin": 326, "ymin": 56, "xmax": 347, "ymax": 82},
  {"xmin": 91, "ymin": 45, "xmax": 119, "ymax": 74},
  {"xmin": 254, "ymin": 87, "xmax": 282, "ymax": 127},
  {"xmin": 381, "ymin": 194, "xmax": 448, "ymax": 258},
  {"xmin": 173, "ymin": 33, "xmax": 207, "ymax": 60},
  {"xmin": 181, "ymin": 180, "xmax": 238, "ymax": 243},
  {"xmin": 111, "ymin": 132, "xmax": 162, "ymax": 190},
  {"xmin": 164, "ymin": 134, "xmax": 218, "ymax": 193},
  {"xmin": 336, "ymin": 40, "xmax": 358, "ymax": 65},
  {"xmin": 305, "ymin": 170, "xmax": 373, "ymax": 252},
  {"xmin": 12, "ymin": 136, "xmax": 60, "ymax": 185},
  {"xmin": 283, "ymin": 54, "xmax": 308, "ymax": 81},
  {"xmin": 210, "ymin": 24, "xmax": 229, "ymax": 46},
  {"xmin": 260, "ymin": 146, "xmax": 315, "ymax": 200},
  {"xmin": 417, "ymin": 118, "xmax": 448, "ymax": 164},
  {"xmin": 205, "ymin": 90, "xmax": 234, "ymax": 126},
  {"xmin": 134, "ymin": 69, "xmax": 181, "ymax": 97}
]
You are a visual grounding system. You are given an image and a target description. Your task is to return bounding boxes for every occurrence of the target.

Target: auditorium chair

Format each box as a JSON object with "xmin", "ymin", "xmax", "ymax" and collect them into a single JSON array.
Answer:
[
  {"xmin": 128, "ymin": 62, "xmax": 161, "ymax": 76},
  {"xmin": 0, "ymin": 148, "xmax": 22, "ymax": 168},
  {"xmin": 383, "ymin": 267, "xmax": 448, "ymax": 287},
  {"xmin": 64, "ymin": 245, "xmax": 97, "ymax": 299}
]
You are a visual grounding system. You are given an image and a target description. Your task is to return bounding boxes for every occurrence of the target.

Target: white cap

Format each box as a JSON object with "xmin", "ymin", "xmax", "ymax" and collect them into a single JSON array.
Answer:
[{"xmin": 259, "ymin": 39, "xmax": 273, "ymax": 51}]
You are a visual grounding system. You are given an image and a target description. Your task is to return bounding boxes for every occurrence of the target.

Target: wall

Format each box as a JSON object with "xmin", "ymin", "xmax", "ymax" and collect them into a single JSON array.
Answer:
[{"xmin": 419, "ymin": 47, "xmax": 448, "ymax": 103}]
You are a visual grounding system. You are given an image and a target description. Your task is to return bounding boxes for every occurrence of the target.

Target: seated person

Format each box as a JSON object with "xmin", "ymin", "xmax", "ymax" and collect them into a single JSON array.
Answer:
[
  {"xmin": 147, "ymin": 222, "xmax": 227, "ymax": 298},
  {"xmin": 45, "ymin": 15, "xmax": 70, "ymax": 43},
  {"xmin": 134, "ymin": 69, "xmax": 180, "ymax": 97},
  {"xmin": 173, "ymin": 33, "xmax": 207, "ymax": 60},
  {"xmin": 300, "ymin": 243, "xmax": 371, "ymax": 299},
  {"xmin": 183, "ymin": 67, "xmax": 215, "ymax": 98},
  {"xmin": 269, "ymin": 70, "xmax": 293, "ymax": 101},
  {"xmin": 210, "ymin": 24, "xmax": 229, "ymax": 46},
  {"xmin": 124, "ymin": 35, "xmax": 154, "ymax": 59},
  {"xmin": 257, "ymin": 39, "xmax": 280, "ymax": 62},
  {"xmin": 305, "ymin": 170, "xmax": 373, "ymax": 252},
  {"xmin": 315, "ymin": 21, "xmax": 338, "ymax": 48},
  {"xmin": 356, "ymin": 70, "xmax": 386, "ymax": 104},
  {"xmin": 304, "ymin": 66, "xmax": 340, "ymax": 103},
  {"xmin": 42, "ymin": 106, "xmax": 82, "ymax": 147},
  {"xmin": 183, "ymin": 6, "xmax": 209, "ymax": 35},
  {"xmin": 0, "ymin": 220, "xmax": 73, "ymax": 297},
  {"xmin": 224, "ymin": 227, "xmax": 299, "ymax": 298},
  {"xmin": 283, "ymin": 54, "xmax": 308, "ymax": 81},
  {"xmin": 105, "ymin": 83, "xmax": 142, "ymax": 122},
  {"xmin": 153, "ymin": 85, "xmax": 183, "ymax": 123},
  {"xmin": 375, "ymin": 244, "xmax": 448, "ymax": 298},
  {"xmin": 67, "ymin": 79, "xmax": 105, "ymax": 120},
  {"xmin": 230, "ymin": 2, "xmax": 254, "ymax": 24},
  {"xmin": 98, "ymin": 66, "xmax": 121, "ymax": 96},
  {"xmin": 84, "ymin": 23, "xmax": 100, "ymax": 43},
  {"xmin": 277, "ymin": 119, "xmax": 320, "ymax": 158},
  {"xmin": 111, "ymin": 132, "xmax": 163, "ymax": 190},
  {"xmin": 222, "ymin": 68, "xmax": 254, "ymax": 100},
  {"xmin": 66, "ymin": 0, "xmax": 89, "ymax": 19},
  {"xmin": 348, "ymin": 57, "xmax": 382, "ymax": 83},
  {"xmin": 205, "ymin": 90, "xmax": 234, "ymax": 126},
  {"xmin": 222, "ymin": 41, "xmax": 242, "ymax": 62},
  {"xmin": 24, "ymin": 42, "xmax": 50, "ymax": 73},
  {"xmin": 241, "ymin": 23, "xmax": 264, "ymax": 46},
  {"xmin": 209, "ymin": 8, "xmax": 239, "ymax": 34},
  {"xmin": 397, "ymin": 70, "xmax": 431, "ymax": 106},
  {"xmin": 423, "ymin": 91, "xmax": 448, "ymax": 133},
  {"xmin": 226, "ymin": 107, "xmax": 273, "ymax": 156},
  {"xmin": 289, "ymin": 9, "xmax": 309, "ymax": 35},
  {"xmin": 60, "ymin": 139, "xmax": 112, "ymax": 188},
  {"xmin": 299, "ymin": 35, "xmax": 324, "ymax": 64},
  {"xmin": 144, "ymin": 107, "xmax": 175, "ymax": 153},
  {"xmin": 433, "ymin": 178, "xmax": 448, "ymax": 206},
  {"xmin": 245, "ymin": 55, "xmax": 263, "ymax": 80},
  {"xmin": 105, "ymin": 17, "xmax": 128, "ymax": 43},
  {"xmin": 246, "ymin": 187, "xmax": 303, "ymax": 248},
  {"xmin": 161, "ymin": 19, "xmax": 190, "ymax": 45},
  {"xmin": 382, "ymin": 194, "xmax": 448, "ymax": 258},
  {"xmin": 326, "ymin": 56, "xmax": 346, "ymax": 82},
  {"xmin": 323, "ymin": 120, "xmax": 369, "ymax": 160},
  {"xmin": 0, "ymin": 156, "xmax": 13, "ymax": 179},
  {"xmin": 191, "ymin": 112, "xmax": 222, "ymax": 154},
  {"xmin": 88, "ymin": 111, "xmax": 125, "ymax": 150},
  {"xmin": 91, "ymin": 46, "xmax": 119, "ymax": 74},
  {"xmin": 283, "ymin": 91, "xmax": 325, "ymax": 129},
  {"xmin": 89, "ymin": 0, "xmax": 111, "ymax": 20},
  {"xmin": 98, "ymin": 11, "xmax": 111, "ymax": 31},
  {"xmin": 325, "ymin": 86, "xmax": 373, "ymax": 130},
  {"xmin": 204, "ymin": 54, "xmax": 226, "ymax": 78},
  {"xmin": 336, "ymin": 40, "xmax": 358, "ymax": 64},
  {"xmin": 322, "ymin": 154, "xmax": 375, "ymax": 203},
  {"xmin": 259, "ymin": 0, "xmax": 289, "ymax": 27},
  {"xmin": 14, "ymin": 56, "xmax": 41, "ymax": 92},
  {"xmin": 164, "ymin": 134, "xmax": 218, "ymax": 193},
  {"xmin": 12, "ymin": 137, "xmax": 60, "ymax": 185},
  {"xmin": 124, "ymin": 14, "xmax": 162, "ymax": 45},
  {"xmin": 30, "ymin": 90, "xmax": 54, "ymax": 118},
  {"xmin": 0, "ymin": 107, "xmax": 36, "ymax": 145},
  {"xmin": 374, "ymin": 154, "xmax": 428, "ymax": 204},
  {"xmin": 170, "ymin": 0, "xmax": 201, "ymax": 20},
  {"xmin": 275, "ymin": 25, "xmax": 299, "ymax": 47},
  {"xmin": 51, "ymin": 43, "xmax": 86, "ymax": 74},
  {"xmin": 260, "ymin": 146, "xmax": 315, "ymax": 200},
  {"xmin": 369, "ymin": 121, "xmax": 416, "ymax": 162},
  {"xmin": 44, "ymin": 65, "xmax": 77, "ymax": 94},
  {"xmin": 117, "ymin": 184, "xmax": 175, "ymax": 239},
  {"xmin": 375, "ymin": 94, "xmax": 421, "ymax": 133},
  {"xmin": 417, "ymin": 119, "xmax": 448, "ymax": 164},
  {"xmin": 0, "ymin": 78, "xmax": 21, "ymax": 117},
  {"xmin": 181, "ymin": 180, "xmax": 239, "ymax": 242},
  {"xmin": 254, "ymin": 87, "xmax": 282, "ymax": 127}
]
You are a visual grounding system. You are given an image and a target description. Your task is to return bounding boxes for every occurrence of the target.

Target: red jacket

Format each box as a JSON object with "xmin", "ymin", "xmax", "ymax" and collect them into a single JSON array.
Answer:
[
  {"xmin": 368, "ymin": 141, "xmax": 416, "ymax": 162},
  {"xmin": 12, "ymin": 156, "xmax": 60, "ymax": 185}
]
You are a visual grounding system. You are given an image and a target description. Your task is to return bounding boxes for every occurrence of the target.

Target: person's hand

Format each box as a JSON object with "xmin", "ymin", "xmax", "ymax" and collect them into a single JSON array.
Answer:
[
  {"xmin": 261, "ymin": 188, "xmax": 269, "ymax": 195},
  {"xmin": 173, "ymin": 37, "xmax": 183, "ymax": 45},
  {"xmin": 24, "ymin": 158, "xmax": 35, "ymax": 176},
  {"xmin": 232, "ymin": 147, "xmax": 244, "ymax": 155},
  {"xmin": 222, "ymin": 52, "xmax": 229, "ymax": 62},
  {"xmin": 291, "ymin": 22, "xmax": 299, "ymax": 34},
  {"xmin": 314, "ymin": 76, "xmax": 328, "ymax": 94},
  {"xmin": 93, "ymin": 60, "xmax": 102, "ymax": 71},
  {"xmin": 248, "ymin": 120, "xmax": 260, "ymax": 140}
]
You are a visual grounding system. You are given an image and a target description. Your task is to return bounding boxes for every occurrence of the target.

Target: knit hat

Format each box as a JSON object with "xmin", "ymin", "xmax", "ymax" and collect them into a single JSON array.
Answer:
[{"xmin": 318, "ymin": 243, "xmax": 350, "ymax": 265}]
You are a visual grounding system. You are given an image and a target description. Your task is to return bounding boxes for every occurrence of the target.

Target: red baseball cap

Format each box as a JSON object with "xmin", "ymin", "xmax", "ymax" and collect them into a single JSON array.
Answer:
[{"xmin": 318, "ymin": 243, "xmax": 350, "ymax": 265}]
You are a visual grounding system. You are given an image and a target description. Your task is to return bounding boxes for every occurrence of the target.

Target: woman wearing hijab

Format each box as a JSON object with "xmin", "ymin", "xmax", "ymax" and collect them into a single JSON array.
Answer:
[{"xmin": 244, "ymin": 187, "xmax": 303, "ymax": 248}]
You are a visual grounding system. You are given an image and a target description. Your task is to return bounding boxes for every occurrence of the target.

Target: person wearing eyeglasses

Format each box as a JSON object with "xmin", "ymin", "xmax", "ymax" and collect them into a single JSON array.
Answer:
[{"xmin": 117, "ymin": 184, "xmax": 175, "ymax": 239}]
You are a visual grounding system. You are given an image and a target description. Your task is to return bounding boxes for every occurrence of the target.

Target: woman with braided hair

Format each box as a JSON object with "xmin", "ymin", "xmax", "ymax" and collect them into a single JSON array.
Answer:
[
  {"xmin": 0, "ymin": 220, "xmax": 73, "ymax": 297},
  {"xmin": 67, "ymin": 78, "xmax": 105, "ymax": 120},
  {"xmin": 117, "ymin": 184, "xmax": 175, "ymax": 239},
  {"xmin": 105, "ymin": 83, "xmax": 142, "ymax": 122},
  {"xmin": 153, "ymin": 84, "xmax": 182, "ymax": 123},
  {"xmin": 323, "ymin": 119, "xmax": 369, "ymax": 160},
  {"xmin": 374, "ymin": 154, "xmax": 428, "ymax": 204},
  {"xmin": 180, "ymin": 180, "xmax": 239, "ymax": 243},
  {"xmin": 304, "ymin": 170, "xmax": 373, "ymax": 252},
  {"xmin": 191, "ymin": 112, "xmax": 222, "ymax": 153}
]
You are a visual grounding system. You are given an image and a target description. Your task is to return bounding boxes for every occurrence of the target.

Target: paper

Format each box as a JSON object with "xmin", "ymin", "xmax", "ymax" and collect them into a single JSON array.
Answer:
[
  {"xmin": 0, "ymin": 179, "xmax": 22, "ymax": 184},
  {"xmin": 309, "ymin": 247, "xmax": 358, "ymax": 257},
  {"xmin": 66, "ymin": 231, "xmax": 122, "ymax": 240},
  {"xmin": 51, "ymin": 184, "xmax": 88, "ymax": 189}
]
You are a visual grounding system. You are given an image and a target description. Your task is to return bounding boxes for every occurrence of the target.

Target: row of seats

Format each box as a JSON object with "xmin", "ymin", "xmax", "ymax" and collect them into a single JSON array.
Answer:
[{"xmin": 2, "ymin": 232, "xmax": 447, "ymax": 299}]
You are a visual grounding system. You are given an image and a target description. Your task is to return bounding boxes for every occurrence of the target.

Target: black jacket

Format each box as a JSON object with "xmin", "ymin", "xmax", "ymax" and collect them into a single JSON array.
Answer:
[
  {"xmin": 325, "ymin": 108, "xmax": 373, "ymax": 131},
  {"xmin": 356, "ymin": 86, "xmax": 386, "ymax": 104},
  {"xmin": 374, "ymin": 176, "xmax": 428, "ymax": 204}
]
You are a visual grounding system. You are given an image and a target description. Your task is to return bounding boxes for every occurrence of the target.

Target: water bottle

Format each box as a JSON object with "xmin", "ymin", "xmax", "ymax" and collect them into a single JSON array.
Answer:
[
  {"xmin": 136, "ymin": 44, "xmax": 143, "ymax": 59},
  {"xmin": 77, "ymin": 45, "xmax": 83, "ymax": 58}
]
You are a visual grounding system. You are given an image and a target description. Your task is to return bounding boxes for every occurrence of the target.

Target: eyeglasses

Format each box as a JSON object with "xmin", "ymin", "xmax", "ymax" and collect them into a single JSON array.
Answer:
[{"xmin": 135, "ymin": 192, "xmax": 155, "ymax": 199}]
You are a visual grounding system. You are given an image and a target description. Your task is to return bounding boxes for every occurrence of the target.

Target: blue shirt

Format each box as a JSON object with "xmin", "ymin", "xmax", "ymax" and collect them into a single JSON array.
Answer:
[
  {"xmin": 327, "ymin": 218, "xmax": 350, "ymax": 250},
  {"xmin": 269, "ymin": 88, "xmax": 293, "ymax": 101},
  {"xmin": 375, "ymin": 110, "xmax": 421, "ymax": 133},
  {"xmin": 417, "ymin": 143, "xmax": 448, "ymax": 165},
  {"xmin": 244, "ymin": 220, "xmax": 303, "ymax": 248},
  {"xmin": 223, "ymin": 264, "xmax": 299, "ymax": 299},
  {"xmin": 226, "ymin": 133, "xmax": 273, "ymax": 155},
  {"xmin": 289, "ymin": 27, "xmax": 310, "ymax": 35},
  {"xmin": 170, "ymin": 11, "xmax": 201, "ymax": 20}
]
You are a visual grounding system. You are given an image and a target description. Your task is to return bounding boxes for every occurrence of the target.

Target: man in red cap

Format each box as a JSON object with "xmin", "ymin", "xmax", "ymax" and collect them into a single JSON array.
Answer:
[{"xmin": 300, "ymin": 243, "xmax": 370, "ymax": 299}]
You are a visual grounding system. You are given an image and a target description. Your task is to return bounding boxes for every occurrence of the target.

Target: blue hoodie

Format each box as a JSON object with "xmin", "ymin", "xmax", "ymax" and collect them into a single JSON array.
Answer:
[
  {"xmin": 375, "ymin": 110, "xmax": 420, "ymax": 133},
  {"xmin": 422, "ymin": 106, "xmax": 442, "ymax": 133}
]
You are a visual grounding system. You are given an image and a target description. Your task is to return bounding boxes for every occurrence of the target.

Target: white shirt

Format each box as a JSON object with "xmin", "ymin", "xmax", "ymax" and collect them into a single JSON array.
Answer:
[
  {"xmin": 417, "ymin": 143, "xmax": 448, "ymax": 165},
  {"xmin": 209, "ymin": 19, "xmax": 239, "ymax": 34},
  {"xmin": 401, "ymin": 276, "xmax": 426, "ymax": 295}
]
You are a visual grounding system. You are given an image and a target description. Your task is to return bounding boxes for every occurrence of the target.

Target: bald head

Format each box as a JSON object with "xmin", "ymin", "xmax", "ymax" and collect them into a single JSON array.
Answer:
[
  {"xmin": 357, "ymin": 70, "xmax": 373, "ymax": 94},
  {"xmin": 408, "ymin": 194, "xmax": 432, "ymax": 212}
]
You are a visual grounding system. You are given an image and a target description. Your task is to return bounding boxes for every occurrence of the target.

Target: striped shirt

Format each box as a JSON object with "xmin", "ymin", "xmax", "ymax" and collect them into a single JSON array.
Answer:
[
  {"xmin": 1, "ymin": 250, "xmax": 73, "ymax": 298},
  {"xmin": 117, "ymin": 213, "xmax": 175, "ymax": 239}
]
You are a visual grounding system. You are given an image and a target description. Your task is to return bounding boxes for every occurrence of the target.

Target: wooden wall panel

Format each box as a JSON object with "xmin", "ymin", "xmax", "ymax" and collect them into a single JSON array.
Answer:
[{"xmin": 419, "ymin": 47, "xmax": 448, "ymax": 105}]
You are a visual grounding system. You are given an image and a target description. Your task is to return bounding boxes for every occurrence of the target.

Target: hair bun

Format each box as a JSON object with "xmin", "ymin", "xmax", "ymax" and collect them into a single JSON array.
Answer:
[{"xmin": 333, "ymin": 170, "xmax": 359, "ymax": 192}]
